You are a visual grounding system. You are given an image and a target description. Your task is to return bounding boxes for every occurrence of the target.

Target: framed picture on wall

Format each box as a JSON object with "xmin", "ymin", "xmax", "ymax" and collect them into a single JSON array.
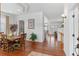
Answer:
[{"xmin": 28, "ymin": 19, "xmax": 35, "ymax": 29}]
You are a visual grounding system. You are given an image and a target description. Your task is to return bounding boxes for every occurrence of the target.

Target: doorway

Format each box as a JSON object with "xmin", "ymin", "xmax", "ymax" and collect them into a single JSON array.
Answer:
[{"xmin": 19, "ymin": 20, "xmax": 24, "ymax": 34}]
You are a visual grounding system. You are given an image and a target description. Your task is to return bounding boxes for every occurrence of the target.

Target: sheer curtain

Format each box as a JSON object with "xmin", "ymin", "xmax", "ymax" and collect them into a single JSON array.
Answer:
[
  {"xmin": 0, "ymin": 15, "xmax": 1, "ymax": 32},
  {"xmin": 0, "ymin": 15, "xmax": 6, "ymax": 34}
]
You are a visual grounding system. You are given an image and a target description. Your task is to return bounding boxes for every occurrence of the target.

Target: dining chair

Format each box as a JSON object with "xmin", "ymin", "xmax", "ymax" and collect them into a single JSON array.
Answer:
[{"xmin": 19, "ymin": 33, "xmax": 26, "ymax": 50}]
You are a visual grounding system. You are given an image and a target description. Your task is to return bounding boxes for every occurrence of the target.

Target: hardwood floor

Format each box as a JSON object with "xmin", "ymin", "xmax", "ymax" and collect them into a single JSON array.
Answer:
[{"xmin": 0, "ymin": 40, "xmax": 65, "ymax": 56}]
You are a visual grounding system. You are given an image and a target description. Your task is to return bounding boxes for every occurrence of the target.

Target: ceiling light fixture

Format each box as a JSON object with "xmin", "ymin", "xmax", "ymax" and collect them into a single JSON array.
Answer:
[{"xmin": 61, "ymin": 14, "xmax": 67, "ymax": 18}]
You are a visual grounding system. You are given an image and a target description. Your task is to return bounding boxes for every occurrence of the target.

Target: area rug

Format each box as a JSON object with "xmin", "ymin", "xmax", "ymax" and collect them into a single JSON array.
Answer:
[{"xmin": 28, "ymin": 51, "xmax": 50, "ymax": 56}]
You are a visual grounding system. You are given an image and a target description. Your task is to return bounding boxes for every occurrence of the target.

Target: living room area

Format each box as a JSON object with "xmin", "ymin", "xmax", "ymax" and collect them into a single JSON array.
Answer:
[
  {"xmin": 0, "ymin": 3, "xmax": 79, "ymax": 56},
  {"xmin": 0, "ymin": 3, "xmax": 65, "ymax": 56}
]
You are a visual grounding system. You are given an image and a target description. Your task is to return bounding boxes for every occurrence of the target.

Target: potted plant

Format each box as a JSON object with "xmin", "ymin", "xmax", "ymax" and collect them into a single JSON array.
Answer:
[{"xmin": 30, "ymin": 33, "xmax": 37, "ymax": 42}]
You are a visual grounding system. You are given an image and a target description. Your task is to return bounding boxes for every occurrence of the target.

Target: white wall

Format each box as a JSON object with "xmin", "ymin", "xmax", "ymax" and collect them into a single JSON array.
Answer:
[
  {"xmin": 69, "ymin": 7, "xmax": 78, "ymax": 56},
  {"xmin": 57, "ymin": 28, "xmax": 64, "ymax": 41},
  {"xmin": 64, "ymin": 14, "xmax": 70, "ymax": 56},
  {"xmin": 44, "ymin": 16, "xmax": 48, "ymax": 31},
  {"xmin": 17, "ymin": 12, "xmax": 44, "ymax": 42},
  {"xmin": 73, "ymin": 8, "xmax": 79, "ymax": 56},
  {"xmin": 64, "ymin": 4, "xmax": 79, "ymax": 56}
]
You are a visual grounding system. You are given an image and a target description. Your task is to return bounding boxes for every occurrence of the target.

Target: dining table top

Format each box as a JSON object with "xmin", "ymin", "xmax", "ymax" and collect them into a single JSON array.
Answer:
[
  {"xmin": 0, "ymin": 33, "xmax": 26, "ymax": 41},
  {"xmin": 0, "ymin": 34, "xmax": 21, "ymax": 41},
  {"xmin": 7, "ymin": 36, "xmax": 21, "ymax": 41}
]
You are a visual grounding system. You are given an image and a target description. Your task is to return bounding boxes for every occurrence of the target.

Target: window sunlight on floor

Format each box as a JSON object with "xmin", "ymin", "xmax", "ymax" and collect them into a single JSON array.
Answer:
[{"xmin": 46, "ymin": 35, "xmax": 58, "ymax": 48}]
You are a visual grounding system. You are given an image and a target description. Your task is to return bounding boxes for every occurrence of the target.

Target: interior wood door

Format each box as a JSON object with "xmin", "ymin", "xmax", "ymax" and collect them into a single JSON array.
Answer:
[{"xmin": 19, "ymin": 20, "xmax": 24, "ymax": 34}]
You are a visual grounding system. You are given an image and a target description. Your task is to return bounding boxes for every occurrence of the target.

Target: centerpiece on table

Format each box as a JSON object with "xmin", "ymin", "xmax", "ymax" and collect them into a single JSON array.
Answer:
[{"xmin": 8, "ymin": 24, "xmax": 17, "ymax": 39}]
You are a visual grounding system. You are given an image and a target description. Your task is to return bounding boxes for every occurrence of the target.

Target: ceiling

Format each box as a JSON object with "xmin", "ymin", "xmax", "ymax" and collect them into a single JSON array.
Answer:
[
  {"xmin": 22, "ymin": 3, "xmax": 64, "ymax": 20},
  {"xmin": 1, "ymin": 3, "xmax": 64, "ymax": 20}
]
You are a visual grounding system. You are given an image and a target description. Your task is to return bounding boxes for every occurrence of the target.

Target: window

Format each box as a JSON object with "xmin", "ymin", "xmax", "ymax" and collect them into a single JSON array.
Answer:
[
  {"xmin": 0, "ymin": 15, "xmax": 6, "ymax": 33},
  {"xmin": 0, "ymin": 15, "xmax": 1, "ymax": 32}
]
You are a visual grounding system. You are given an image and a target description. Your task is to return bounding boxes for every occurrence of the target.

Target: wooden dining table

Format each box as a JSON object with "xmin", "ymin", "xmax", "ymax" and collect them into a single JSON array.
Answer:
[
  {"xmin": 0, "ymin": 33, "xmax": 26, "ymax": 52},
  {"xmin": 7, "ymin": 36, "xmax": 21, "ymax": 41},
  {"xmin": 0, "ymin": 35, "xmax": 21, "ymax": 52},
  {"xmin": 6, "ymin": 36, "xmax": 21, "ymax": 50}
]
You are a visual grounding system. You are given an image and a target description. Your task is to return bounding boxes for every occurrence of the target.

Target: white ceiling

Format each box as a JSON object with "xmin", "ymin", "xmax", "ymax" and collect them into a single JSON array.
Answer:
[
  {"xmin": 22, "ymin": 3, "xmax": 64, "ymax": 20},
  {"xmin": 1, "ymin": 3, "xmax": 64, "ymax": 20}
]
